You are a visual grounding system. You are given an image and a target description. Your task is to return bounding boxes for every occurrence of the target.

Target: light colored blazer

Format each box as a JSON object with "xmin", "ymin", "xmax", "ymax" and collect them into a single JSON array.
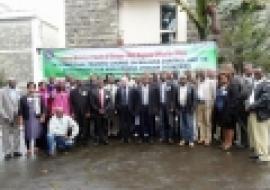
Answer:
[{"xmin": 0, "ymin": 87, "xmax": 21, "ymax": 123}]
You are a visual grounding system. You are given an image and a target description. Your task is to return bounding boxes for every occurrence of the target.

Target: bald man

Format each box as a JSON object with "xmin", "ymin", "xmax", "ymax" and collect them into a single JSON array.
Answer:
[
  {"xmin": 247, "ymin": 68, "xmax": 270, "ymax": 161},
  {"xmin": 0, "ymin": 78, "xmax": 22, "ymax": 160}
]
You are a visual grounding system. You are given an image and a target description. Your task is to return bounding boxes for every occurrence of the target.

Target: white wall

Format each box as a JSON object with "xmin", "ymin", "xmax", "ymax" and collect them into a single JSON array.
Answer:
[{"xmin": 119, "ymin": 0, "xmax": 187, "ymax": 45}]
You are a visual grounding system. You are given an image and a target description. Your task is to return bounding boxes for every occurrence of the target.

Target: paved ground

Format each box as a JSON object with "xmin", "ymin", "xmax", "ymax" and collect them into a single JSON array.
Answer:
[{"xmin": 0, "ymin": 140, "xmax": 270, "ymax": 190}]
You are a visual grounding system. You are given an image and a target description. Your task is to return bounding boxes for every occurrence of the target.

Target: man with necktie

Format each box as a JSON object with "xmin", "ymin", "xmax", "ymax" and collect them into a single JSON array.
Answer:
[
  {"xmin": 149, "ymin": 74, "xmax": 160, "ymax": 142},
  {"xmin": 159, "ymin": 72, "xmax": 171, "ymax": 143},
  {"xmin": 105, "ymin": 75, "xmax": 119, "ymax": 137},
  {"xmin": 86, "ymin": 75, "xmax": 99, "ymax": 143},
  {"xmin": 139, "ymin": 75, "xmax": 151, "ymax": 143},
  {"xmin": 116, "ymin": 79, "xmax": 132, "ymax": 143},
  {"xmin": 91, "ymin": 79, "xmax": 111, "ymax": 145},
  {"xmin": 70, "ymin": 80, "xmax": 89, "ymax": 145}
]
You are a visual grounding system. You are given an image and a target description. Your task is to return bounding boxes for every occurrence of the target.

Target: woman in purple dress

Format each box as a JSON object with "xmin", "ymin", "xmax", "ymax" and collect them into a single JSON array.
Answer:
[{"xmin": 19, "ymin": 82, "xmax": 46, "ymax": 155}]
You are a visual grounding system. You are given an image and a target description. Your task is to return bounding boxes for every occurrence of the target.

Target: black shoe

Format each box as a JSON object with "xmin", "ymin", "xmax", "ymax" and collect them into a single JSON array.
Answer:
[
  {"xmin": 4, "ymin": 154, "xmax": 12, "ymax": 161},
  {"xmin": 13, "ymin": 152, "xmax": 23, "ymax": 158},
  {"xmin": 123, "ymin": 138, "xmax": 129, "ymax": 143},
  {"xmin": 168, "ymin": 138, "xmax": 174, "ymax": 144},
  {"xmin": 249, "ymin": 155, "xmax": 259, "ymax": 159},
  {"xmin": 102, "ymin": 141, "xmax": 109, "ymax": 145}
]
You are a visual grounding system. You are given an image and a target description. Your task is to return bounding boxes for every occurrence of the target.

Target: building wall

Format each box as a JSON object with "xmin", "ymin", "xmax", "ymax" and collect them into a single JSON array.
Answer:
[
  {"xmin": 119, "ymin": 0, "xmax": 187, "ymax": 44},
  {"xmin": 39, "ymin": 21, "xmax": 60, "ymax": 48},
  {"xmin": 0, "ymin": 20, "xmax": 33, "ymax": 84},
  {"xmin": 65, "ymin": 0, "xmax": 119, "ymax": 47}
]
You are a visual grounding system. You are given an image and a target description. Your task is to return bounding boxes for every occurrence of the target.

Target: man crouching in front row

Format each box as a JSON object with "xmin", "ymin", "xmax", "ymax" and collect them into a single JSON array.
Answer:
[{"xmin": 47, "ymin": 107, "xmax": 79, "ymax": 156}]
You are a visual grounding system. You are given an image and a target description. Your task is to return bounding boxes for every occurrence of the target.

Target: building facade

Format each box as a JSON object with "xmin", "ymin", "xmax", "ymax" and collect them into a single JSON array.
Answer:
[
  {"xmin": 0, "ymin": 12, "xmax": 59, "ymax": 85},
  {"xmin": 65, "ymin": 0, "xmax": 199, "ymax": 47}
]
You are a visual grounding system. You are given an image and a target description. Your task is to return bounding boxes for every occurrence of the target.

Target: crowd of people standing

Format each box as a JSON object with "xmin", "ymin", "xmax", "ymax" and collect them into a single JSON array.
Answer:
[{"xmin": 0, "ymin": 63, "xmax": 270, "ymax": 162}]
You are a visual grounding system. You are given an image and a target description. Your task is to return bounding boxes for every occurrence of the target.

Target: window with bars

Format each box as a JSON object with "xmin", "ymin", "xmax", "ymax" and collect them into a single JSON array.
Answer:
[{"xmin": 160, "ymin": 3, "xmax": 177, "ymax": 44}]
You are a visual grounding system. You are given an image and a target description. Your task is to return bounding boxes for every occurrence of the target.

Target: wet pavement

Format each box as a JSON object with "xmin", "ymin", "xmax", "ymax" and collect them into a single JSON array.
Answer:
[{"xmin": 1, "ymin": 140, "xmax": 270, "ymax": 190}]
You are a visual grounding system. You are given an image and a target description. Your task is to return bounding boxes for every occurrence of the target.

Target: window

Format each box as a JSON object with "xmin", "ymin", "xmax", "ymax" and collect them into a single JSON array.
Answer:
[{"xmin": 160, "ymin": 3, "xmax": 177, "ymax": 44}]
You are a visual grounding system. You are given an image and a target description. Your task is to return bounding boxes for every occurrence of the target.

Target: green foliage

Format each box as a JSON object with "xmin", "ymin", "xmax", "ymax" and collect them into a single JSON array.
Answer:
[
  {"xmin": 219, "ymin": 0, "xmax": 270, "ymax": 72},
  {"xmin": 175, "ymin": 0, "xmax": 270, "ymax": 72},
  {"xmin": 0, "ymin": 70, "xmax": 6, "ymax": 87}
]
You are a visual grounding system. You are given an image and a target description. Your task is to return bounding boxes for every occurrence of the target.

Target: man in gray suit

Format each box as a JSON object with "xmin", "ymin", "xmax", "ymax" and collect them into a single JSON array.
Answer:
[{"xmin": 0, "ymin": 78, "xmax": 22, "ymax": 160}]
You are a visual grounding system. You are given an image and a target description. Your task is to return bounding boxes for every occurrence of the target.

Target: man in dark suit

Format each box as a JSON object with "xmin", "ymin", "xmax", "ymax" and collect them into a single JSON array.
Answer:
[
  {"xmin": 159, "ymin": 72, "xmax": 176, "ymax": 143},
  {"xmin": 139, "ymin": 75, "xmax": 152, "ymax": 143},
  {"xmin": 70, "ymin": 80, "xmax": 89, "ymax": 145},
  {"xmin": 149, "ymin": 74, "xmax": 160, "ymax": 141},
  {"xmin": 177, "ymin": 74, "xmax": 197, "ymax": 148},
  {"xmin": 129, "ymin": 78, "xmax": 142, "ymax": 142},
  {"xmin": 116, "ymin": 79, "xmax": 132, "ymax": 143},
  {"xmin": 91, "ymin": 79, "xmax": 112, "ymax": 145},
  {"xmin": 166, "ymin": 72, "xmax": 178, "ymax": 143},
  {"xmin": 238, "ymin": 64, "xmax": 254, "ymax": 147},
  {"xmin": 86, "ymin": 75, "xmax": 99, "ymax": 143}
]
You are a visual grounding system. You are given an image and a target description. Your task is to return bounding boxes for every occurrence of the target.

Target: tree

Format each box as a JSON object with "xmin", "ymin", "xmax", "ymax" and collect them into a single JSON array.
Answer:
[
  {"xmin": 175, "ymin": 0, "xmax": 270, "ymax": 71},
  {"xmin": 219, "ymin": 0, "xmax": 270, "ymax": 71},
  {"xmin": 0, "ymin": 70, "xmax": 6, "ymax": 87},
  {"xmin": 175, "ymin": 0, "xmax": 221, "ymax": 40}
]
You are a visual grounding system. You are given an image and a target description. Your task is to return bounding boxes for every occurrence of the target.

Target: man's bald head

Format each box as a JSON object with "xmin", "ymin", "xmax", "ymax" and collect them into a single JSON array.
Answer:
[
  {"xmin": 8, "ymin": 78, "xmax": 16, "ymax": 89},
  {"xmin": 254, "ymin": 67, "xmax": 263, "ymax": 80}
]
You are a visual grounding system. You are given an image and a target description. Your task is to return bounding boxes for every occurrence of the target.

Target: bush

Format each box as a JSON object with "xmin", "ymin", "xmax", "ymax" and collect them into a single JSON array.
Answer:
[{"xmin": 0, "ymin": 71, "xmax": 6, "ymax": 87}]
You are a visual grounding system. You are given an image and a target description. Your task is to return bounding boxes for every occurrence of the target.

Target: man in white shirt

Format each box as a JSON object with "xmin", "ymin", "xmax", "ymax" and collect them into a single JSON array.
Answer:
[
  {"xmin": 177, "ymin": 74, "xmax": 197, "ymax": 148},
  {"xmin": 140, "ymin": 75, "xmax": 151, "ymax": 143},
  {"xmin": 47, "ymin": 107, "xmax": 79, "ymax": 156},
  {"xmin": 196, "ymin": 71, "xmax": 216, "ymax": 145}
]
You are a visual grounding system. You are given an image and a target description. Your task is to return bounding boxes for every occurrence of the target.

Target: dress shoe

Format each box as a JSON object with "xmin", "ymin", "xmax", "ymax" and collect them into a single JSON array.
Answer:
[
  {"xmin": 13, "ymin": 152, "xmax": 23, "ymax": 158},
  {"xmin": 4, "ymin": 154, "xmax": 12, "ymax": 161}
]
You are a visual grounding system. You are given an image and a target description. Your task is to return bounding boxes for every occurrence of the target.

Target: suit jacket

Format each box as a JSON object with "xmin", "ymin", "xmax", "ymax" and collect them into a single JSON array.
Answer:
[
  {"xmin": 86, "ymin": 84, "xmax": 98, "ymax": 114},
  {"xmin": 130, "ymin": 86, "xmax": 141, "ymax": 116},
  {"xmin": 250, "ymin": 80, "xmax": 270, "ymax": 121},
  {"xmin": 240, "ymin": 77, "xmax": 253, "ymax": 101},
  {"xmin": 19, "ymin": 94, "xmax": 45, "ymax": 120},
  {"xmin": 166, "ymin": 80, "xmax": 178, "ymax": 111},
  {"xmin": 149, "ymin": 82, "xmax": 160, "ymax": 115},
  {"xmin": 226, "ymin": 76, "xmax": 243, "ymax": 115},
  {"xmin": 70, "ymin": 86, "xmax": 89, "ymax": 116},
  {"xmin": 176, "ymin": 84, "xmax": 197, "ymax": 113},
  {"xmin": 116, "ymin": 86, "xmax": 132, "ymax": 112},
  {"xmin": 91, "ymin": 88, "xmax": 112, "ymax": 117},
  {"xmin": 158, "ymin": 81, "xmax": 173, "ymax": 111},
  {"xmin": 0, "ymin": 87, "xmax": 21, "ymax": 123}
]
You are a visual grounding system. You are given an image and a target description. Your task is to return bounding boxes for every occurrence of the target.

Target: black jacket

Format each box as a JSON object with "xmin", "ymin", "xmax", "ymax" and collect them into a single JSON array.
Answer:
[
  {"xmin": 130, "ymin": 86, "xmax": 141, "ymax": 115},
  {"xmin": 91, "ymin": 88, "xmax": 112, "ymax": 117},
  {"xmin": 250, "ymin": 80, "xmax": 270, "ymax": 121},
  {"xmin": 70, "ymin": 86, "xmax": 89, "ymax": 115},
  {"xmin": 115, "ymin": 86, "xmax": 133, "ymax": 112},
  {"xmin": 149, "ymin": 82, "xmax": 160, "ymax": 115},
  {"xmin": 176, "ymin": 84, "xmax": 197, "ymax": 113},
  {"xmin": 19, "ymin": 95, "xmax": 45, "ymax": 120}
]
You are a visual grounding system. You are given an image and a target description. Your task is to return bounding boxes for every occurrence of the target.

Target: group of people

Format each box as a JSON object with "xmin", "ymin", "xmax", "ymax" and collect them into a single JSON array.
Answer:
[{"xmin": 0, "ymin": 63, "xmax": 270, "ymax": 162}]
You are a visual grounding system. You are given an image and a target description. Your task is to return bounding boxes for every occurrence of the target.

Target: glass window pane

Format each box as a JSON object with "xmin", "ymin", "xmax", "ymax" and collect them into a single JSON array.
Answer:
[
  {"xmin": 161, "ymin": 4, "xmax": 176, "ymax": 31},
  {"xmin": 161, "ymin": 32, "xmax": 176, "ymax": 44}
]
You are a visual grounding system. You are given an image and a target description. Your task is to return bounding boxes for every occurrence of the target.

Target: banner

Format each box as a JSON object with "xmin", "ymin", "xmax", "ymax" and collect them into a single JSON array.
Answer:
[{"xmin": 39, "ymin": 42, "xmax": 217, "ymax": 79}]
